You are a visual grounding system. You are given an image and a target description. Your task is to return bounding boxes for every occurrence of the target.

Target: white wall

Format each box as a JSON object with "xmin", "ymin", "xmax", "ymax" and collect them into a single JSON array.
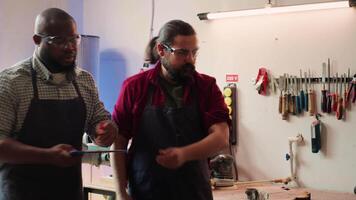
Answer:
[
  {"xmin": 82, "ymin": 0, "xmax": 356, "ymax": 193},
  {"xmin": 0, "ymin": 0, "xmax": 83, "ymax": 69}
]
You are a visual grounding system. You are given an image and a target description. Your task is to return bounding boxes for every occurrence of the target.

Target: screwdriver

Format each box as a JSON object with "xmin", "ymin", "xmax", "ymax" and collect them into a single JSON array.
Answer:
[
  {"xmin": 336, "ymin": 74, "xmax": 344, "ymax": 120},
  {"xmin": 344, "ymin": 68, "xmax": 351, "ymax": 109},
  {"xmin": 278, "ymin": 76, "xmax": 283, "ymax": 114},
  {"xmin": 299, "ymin": 69, "xmax": 305, "ymax": 111},
  {"xmin": 308, "ymin": 70, "xmax": 316, "ymax": 116},
  {"xmin": 321, "ymin": 62, "xmax": 327, "ymax": 112},
  {"xmin": 333, "ymin": 73, "xmax": 339, "ymax": 112},
  {"xmin": 290, "ymin": 77, "xmax": 296, "ymax": 115},
  {"xmin": 304, "ymin": 72, "xmax": 309, "ymax": 112},
  {"xmin": 296, "ymin": 77, "xmax": 302, "ymax": 114},
  {"xmin": 326, "ymin": 59, "xmax": 332, "ymax": 113}
]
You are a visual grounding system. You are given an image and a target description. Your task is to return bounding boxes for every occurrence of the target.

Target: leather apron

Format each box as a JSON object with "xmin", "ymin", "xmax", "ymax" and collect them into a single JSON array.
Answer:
[
  {"xmin": 0, "ymin": 65, "xmax": 86, "ymax": 200},
  {"xmin": 128, "ymin": 85, "xmax": 213, "ymax": 200}
]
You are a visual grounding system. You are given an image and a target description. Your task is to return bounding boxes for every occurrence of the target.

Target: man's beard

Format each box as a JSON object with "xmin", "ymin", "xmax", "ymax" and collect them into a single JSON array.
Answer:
[{"xmin": 162, "ymin": 59, "xmax": 195, "ymax": 83}]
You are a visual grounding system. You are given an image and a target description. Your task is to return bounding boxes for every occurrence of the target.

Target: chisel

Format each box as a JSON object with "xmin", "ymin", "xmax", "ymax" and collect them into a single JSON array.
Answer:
[
  {"xmin": 308, "ymin": 70, "xmax": 316, "ymax": 116},
  {"xmin": 344, "ymin": 68, "xmax": 351, "ymax": 109},
  {"xmin": 326, "ymin": 59, "xmax": 332, "ymax": 113},
  {"xmin": 304, "ymin": 72, "xmax": 309, "ymax": 112},
  {"xmin": 295, "ymin": 76, "xmax": 301, "ymax": 114},
  {"xmin": 333, "ymin": 73, "xmax": 339, "ymax": 112},
  {"xmin": 290, "ymin": 77, "xmax": 296, "ymax": 115},
  {"xmin": 321, "ymin": 62, "xmax": 327, "ymax": 112},
  {"xmin": 282, "ymin": 74, "xmax": 288, "ymax": 120},
  {"xmin": 336, "ymin": 74, "xmax": 344, "ymax": 120},
  {"xmin": 299, "ymin": 69, "xmax": 305, "ymax": 110},
  {"xmin": 278, "ymin": 76, "xmax": 284, "ymax": 114}
]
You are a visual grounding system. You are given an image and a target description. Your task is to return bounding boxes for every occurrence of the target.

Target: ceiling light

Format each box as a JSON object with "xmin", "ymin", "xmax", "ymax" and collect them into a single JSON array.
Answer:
[{"xmin": 198, "ymin": 0, "xmax": 354, "ymax": 20}]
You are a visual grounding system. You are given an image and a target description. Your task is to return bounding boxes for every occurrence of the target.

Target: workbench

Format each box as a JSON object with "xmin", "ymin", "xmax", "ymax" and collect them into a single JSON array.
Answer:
[{"xmin": 212, "ymin": 183, "xmax": 356, "ymax": 200}]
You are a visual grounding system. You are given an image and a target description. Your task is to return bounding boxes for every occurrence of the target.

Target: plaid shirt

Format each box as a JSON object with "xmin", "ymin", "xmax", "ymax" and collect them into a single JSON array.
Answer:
[{"xmin": 0, "ymin": 53, "xmax": 111, "ymax": 140}]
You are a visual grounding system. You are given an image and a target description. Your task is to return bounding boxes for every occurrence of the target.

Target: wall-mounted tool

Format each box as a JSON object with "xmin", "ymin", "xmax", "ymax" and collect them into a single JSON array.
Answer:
[
  {"xmin": 299, "ymin": 70, "xmax": 305, "ymax": 111},
  {"xmin": 311, "ymin": 114, "xmax": 322, "ymax": 153},
  {"xmin": 326, "ymin": 59, "xmax": 332, "ymax": 113},
  {"xmin": 278, "ymin": 75, "xmax": 285, "ymax": 114},
  {"xmin": 336, "ymin": 74, "xmax": 344, "ymax": 120},
  {"xmin": 346, "ymin": 74, "xmax": 356, "ymax": 104},
  {"xmin": 333, "ymin": 73, "xmax": 339, "ymax": 112},
  {"xmin": 281, "ymin": 74, "xmax": 289, "ymax": 120},
  {"xmin": 223, "ymin": 83, "xmax": 237, "ymax": 145},
  {"xmin": 308, "ymin": 70, "xmax": 316, "ymax": 116},
  {"xmin": 304, "ymin": 72, "xmax": 309, "ymax": 112},
  {"xmin": 294, "ymin": 76, "xmax": 302, "ymax": 115},
  {"xmin": 321, "ymin": 62, "xmax": 327, "ymax": 112}
]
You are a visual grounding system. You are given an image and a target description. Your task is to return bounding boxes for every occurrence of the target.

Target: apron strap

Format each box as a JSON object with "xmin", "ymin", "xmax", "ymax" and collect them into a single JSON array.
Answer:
[{"xmin": 30, "ymin": 65, "xmax": 39, "ymax": 100}]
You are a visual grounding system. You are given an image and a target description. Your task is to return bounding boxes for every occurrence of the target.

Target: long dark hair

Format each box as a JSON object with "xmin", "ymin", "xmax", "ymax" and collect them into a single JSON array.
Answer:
[{"xmin": 157, "ymin": 20, "xmax": 196, "ymax": 46}]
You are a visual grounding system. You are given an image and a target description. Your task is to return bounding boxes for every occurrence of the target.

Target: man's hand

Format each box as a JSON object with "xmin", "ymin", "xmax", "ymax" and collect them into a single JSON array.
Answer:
[
  {"xmin": 156, "ymin": 147, "xmax": 186, "ymax": 169},
  {"xmin": 47, "ymin": 144, "xmax": 81, "ymax": 167},
  {"xmin": 94, "ymin": 120, "xmax": 117, "ymax": 147}
]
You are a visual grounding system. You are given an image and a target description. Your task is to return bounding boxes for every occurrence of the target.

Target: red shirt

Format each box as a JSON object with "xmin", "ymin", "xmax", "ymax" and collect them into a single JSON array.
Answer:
[{"xmin": 112, "ymin": 62, "xmax": 230, "ymax": 139}]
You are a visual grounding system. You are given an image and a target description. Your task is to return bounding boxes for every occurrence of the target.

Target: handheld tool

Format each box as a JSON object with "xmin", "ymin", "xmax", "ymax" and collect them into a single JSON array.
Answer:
[
  {"xmin": 278, "ymin": 76, "xmax": 284, "ymax": 114},
  {"xmin": 304, "ymin": 72, "xmax": 309, "ymax": 112},
  {"xmin": 326, "ymin": 59, "xmax": 332, "ymax": 113},
  {"xmin": 345, "ymin": 69, "xmax": 352, "ymax": 107},
  {"xmin": 311, "ymin": 114, "xmax": 322, "ymax": 153},
  {"xmin": 295, "ymin": 76, "xmax": 301, "ymax": 114},
  {"xmin": 287, "ymin": 74, "xmax": 293, "ymax": 114},
  {"xmin": 343, "ymin": 73, "xmax": 348, "ymax": 110},
  {"xmin": 321, "ymin": 62, "xmax": 327, "ymax": 112},
  {"xmin": 70, "ymin": 149, "xmax": 127, "ymax": 156},
  {"xmin": 290, "ymin": 77, "xmax": 296, "ymax": 115},
  {"xmin": 299, "ymin": 70, "xmax": 305, "ymax": 111},
  {"xmin": 336, "ymin": 74, "xmax": 344, "ymax": 120},
  {"xmin": 308, "ymin": 70, "xmax": 315, "ymax": 116},
  {"xmin": 282, "ymin": 74, "xmax": 288, "ymax": 120},
  {"xmin": 333, "ymin": 73, "xmax": 339, "ymax": 112},
  {"xmin": 346, "ymin": 74, "xmax": 356, "ymax": 103}
]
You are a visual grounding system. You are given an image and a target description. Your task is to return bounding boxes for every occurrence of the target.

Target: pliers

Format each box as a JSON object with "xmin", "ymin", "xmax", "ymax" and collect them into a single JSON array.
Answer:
[{"xmin": 346, "ymin": 74, "xmax": 356, "ymax": 103}]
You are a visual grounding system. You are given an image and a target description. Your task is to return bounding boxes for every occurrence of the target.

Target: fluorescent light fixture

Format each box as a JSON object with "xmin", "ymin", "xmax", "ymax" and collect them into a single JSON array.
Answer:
[{"xmin": 198, "ymin": 0, "xmax": 354, "ymax": 20}]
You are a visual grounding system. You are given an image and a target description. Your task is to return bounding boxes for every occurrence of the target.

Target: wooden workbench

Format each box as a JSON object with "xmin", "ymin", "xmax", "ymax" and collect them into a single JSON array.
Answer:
[{"xmin": 212, "ymin": 183, "xmax": 356, "ymax": 200}]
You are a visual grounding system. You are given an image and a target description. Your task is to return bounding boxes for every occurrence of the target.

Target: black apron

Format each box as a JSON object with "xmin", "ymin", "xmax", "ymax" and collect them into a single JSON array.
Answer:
[
  {"xmin": 128, "ymin": 85, "xmax": 213, "ymax": 200},
  {"xmin": 0, "ymin": 66, "xmax": 86, "ymax": 200}
]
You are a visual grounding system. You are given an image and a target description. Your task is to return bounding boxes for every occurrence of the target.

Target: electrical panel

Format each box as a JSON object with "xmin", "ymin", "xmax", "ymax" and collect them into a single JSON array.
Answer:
[{"xmin": 223, "ymin": 83, "xmax": 237, "ymax": 145}]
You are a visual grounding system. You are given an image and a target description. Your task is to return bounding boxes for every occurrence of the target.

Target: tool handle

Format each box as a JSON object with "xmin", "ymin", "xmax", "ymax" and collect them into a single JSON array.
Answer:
[
  {"xmin": 336, "ymin": 97, "xmax": 343, "ymax": 120},
  {"xmin": 296, "ymin": 95, "xmax": 301, "ymax": 114},
  {"xmin": 343, "ymin": 90, "xmax": 348, "ymax": 109},
  {"xmin": 304, "ymin": 93, "xmax": 309, "ymax": 111},
  {"xmin": 321, "ymin": 90, "xmax": 327, "ymax": 113},
  {"xmin": 286, "ymin": 94, "xmax": 291, "ymax": 113},
  {"xmin": 282, "ymin": 95, "xmax": 288, "ymax": 120},
  {"xmin": 332, "ymin": 94, "xmax": 338, "ymax": 112},
  {"xmin": 290, "ymin": 95, "xmax": 296, "ymax": 115},
  {"xmin": 326, "ymin": 94, "xmax": 332, "ymax": 113},
  {"xmin": 308, "ymin": 90, "xmax": 315, "ymax": 116},
  {"xmin": 300, "ymin": 90, "xmax": 305, "ymax": 110},
  {"xmin": 278, "ymin": 95, "xmax": 283, "ymax": 114}
]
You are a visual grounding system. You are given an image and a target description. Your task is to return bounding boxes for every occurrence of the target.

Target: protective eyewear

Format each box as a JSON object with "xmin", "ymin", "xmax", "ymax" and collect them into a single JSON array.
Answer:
[
  {"xmin": 36, "ymin": 34, "xmax": 81, "ymax": 48},
  {"xmin": 162, "ymin": 43, "xmax": 199, "ymax": 58}
]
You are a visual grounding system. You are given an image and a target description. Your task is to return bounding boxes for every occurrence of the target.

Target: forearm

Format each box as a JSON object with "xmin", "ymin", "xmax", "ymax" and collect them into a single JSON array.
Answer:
[
  {"xmin": 111, "ymin": 134, "xmax": 129, "ymax": 196},
  {"xmin": 182, "ymin": 122, "xmax": 229, "ymax": 162},
  {"xmin": 0, "ymin": 138, "xmax": 51, "ymax": 164}
]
